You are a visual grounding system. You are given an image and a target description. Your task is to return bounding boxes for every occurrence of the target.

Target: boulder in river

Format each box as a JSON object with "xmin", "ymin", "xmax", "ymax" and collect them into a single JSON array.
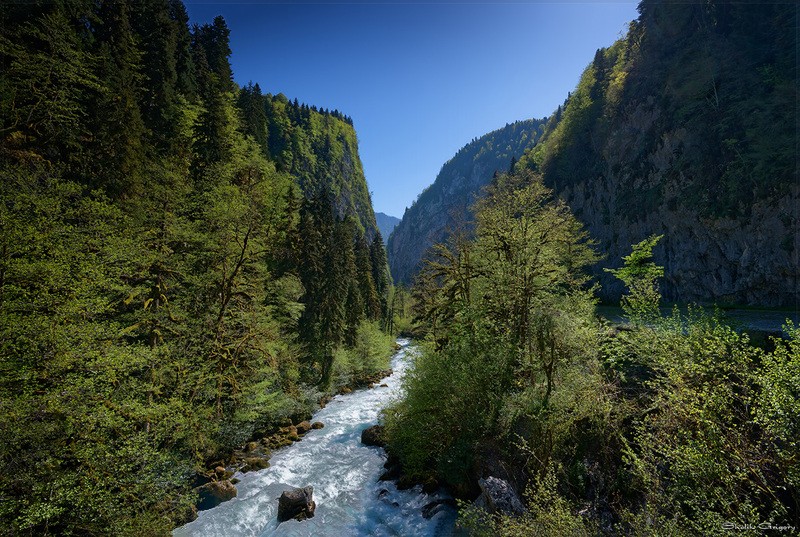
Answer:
[
  {"xmin": 277, "ymin": 486, "xmax": 316, "ymax": 522},
  {"xmin": 197, "ymin": 480, "xmax": 237, "ymax": 511},
  {"xmin": 360, "ymin": 425, "xmax": 386, "ymax": 447},
  {"xmin": 422, "ymin": 499, "xmax": 457, "ymax": 519},
  {"xmin": 296, "ymin": 420, "xmax": 312, "ymax": 434},
  {"xmin": 311, "ymin": 421, "xmax": 324, "ymax": 429},
  {"xmin": 243, "ymin": 457, "xmax": 270, "ymax": 472},
  {"xmin": 475, "ymin": 476, "xmax": 525, "ymax": 517}
]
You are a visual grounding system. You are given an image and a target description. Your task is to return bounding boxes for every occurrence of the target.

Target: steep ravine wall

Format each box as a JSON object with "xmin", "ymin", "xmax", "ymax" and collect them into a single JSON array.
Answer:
[{"xmin": 389, "ymin": 119, "xmax": 545, "ymax": 285}]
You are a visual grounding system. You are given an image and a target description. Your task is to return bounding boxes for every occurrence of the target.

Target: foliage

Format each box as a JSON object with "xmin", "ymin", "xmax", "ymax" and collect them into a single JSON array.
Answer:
[
  {"xmin": 605, "ymin": 234, "xmax": 663, "ymax": 323},
  {"xmin": 390, "ymin": 183, "xmax": 798, "ymax": 533},
  {"xmin": 0, "ymin": 1, "xmax": 394, "ymax": 534},
  {"xmin": 459, "ymin": 466, "xmax": 596, "ymax": 537},
  {"xmin": 330, "ymin": 320, "xmax": 395, "ymax": 390},
  {"xmin": 385, "ymin": 170, "xmax": 602, "ymax": 497}
]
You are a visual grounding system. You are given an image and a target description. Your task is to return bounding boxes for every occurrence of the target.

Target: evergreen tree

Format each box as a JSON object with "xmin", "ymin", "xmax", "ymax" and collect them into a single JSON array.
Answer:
[
  {"xmin": 130, "ymin": 0, "xmax": 182, "ymax": 150},
  {"xmin": 355, "ymin": 234, "xmax": 381, "ymax": 320},
  {"xmin": 238, "ymin": 82, "xmax": 269, "ymax": 153},
  {"xmin": 89, "ymin": 0, "xmax": 147, "ymax": 197},
  {"xmin": 369, "ymin": 232, "xmax": 390, "ymax": 322}
]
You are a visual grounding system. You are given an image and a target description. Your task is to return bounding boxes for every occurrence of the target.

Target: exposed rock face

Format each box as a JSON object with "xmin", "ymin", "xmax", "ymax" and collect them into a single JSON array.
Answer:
[
  {"xmin": 564, "ymin": 181, "xmax": 799, "ymax": 306},
  {"xmin": 518, "ymin": 3, "xmax": 798, "ymax": 307},
  {"xmin": 360, "ymin": 425, "xmax": 386, "ymax": 447},
  {"xmin": 475, "ymin": 476, "xmax": 525, "ymax": 517},
  {"xmin": 388, "ymin": 119, "xmax": 545, "ymax": 285},
  {"xmin": 277, "ymin": 486, "xmax": 316, "ymax": 522}
]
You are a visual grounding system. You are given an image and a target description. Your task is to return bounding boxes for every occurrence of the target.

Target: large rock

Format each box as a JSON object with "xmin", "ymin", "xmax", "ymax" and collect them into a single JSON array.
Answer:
[
  {"xmin": 360, "ymin": 425, "xmax": 386, "ymax": 447},
  {"xmin": 277, "ymin": 486, "xmax": 316, "ymax": 522},
  {"xmin": 475, "ymin": 476, "xmax": 525, "ymax": 517},
  {"xmin": 197, "ymin": 480, "xmax": 238, "ymax": 511},
  {"xmin": 422, "ymin": 498, "xmax": 458, "ymax": 519}
]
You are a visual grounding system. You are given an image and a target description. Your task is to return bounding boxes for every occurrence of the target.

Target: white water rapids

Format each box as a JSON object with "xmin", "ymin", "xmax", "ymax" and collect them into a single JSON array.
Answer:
[{"xmin": 173, "ymin": 339, "xmax": 460, "ymax": 537}]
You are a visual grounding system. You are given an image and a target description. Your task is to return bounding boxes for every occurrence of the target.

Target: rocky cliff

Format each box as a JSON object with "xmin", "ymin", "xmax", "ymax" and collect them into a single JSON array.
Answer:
[
  {"xmin": 262, "ymin": 93, "xmax": 380, "ymax": 241},
  {"xmin": 388, "ymin": 119, "xmax": 545, "ymax": 285},
  {"xmin": 518, "ymin": 1, "xmax": 797, "ymax": 306}
]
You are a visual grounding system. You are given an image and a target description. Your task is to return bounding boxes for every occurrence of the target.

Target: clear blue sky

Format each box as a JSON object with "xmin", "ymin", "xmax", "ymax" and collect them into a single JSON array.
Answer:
[{"xmin": 185, "ymin": 1, "xmax": 639, "ymax": 217}]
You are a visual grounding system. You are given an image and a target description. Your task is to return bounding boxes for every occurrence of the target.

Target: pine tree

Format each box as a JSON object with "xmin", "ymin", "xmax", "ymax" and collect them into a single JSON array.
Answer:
[
  {"xmin": 89, "ymin": 0, "xmax": 147, "ymax": 197},
  {"xmin": 369, "ymin": 232, "xmax": 390, "ymax": 323},
  {"xmin": 238, "ymin": 82, "xmax": 268, "ymax": 153},
  {"xmin": 355, "ymin": 234, "xmax": 381, "ymax": 320}
]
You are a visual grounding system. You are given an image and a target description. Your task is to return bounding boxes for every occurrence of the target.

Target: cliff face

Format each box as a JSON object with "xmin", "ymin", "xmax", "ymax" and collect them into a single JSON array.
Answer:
[
  {"xmin": 264, "ymin": 94, "xmax": 379, "ymax": 240},
  {"xmin": 388, "ymin": 119, "xmax": 545, "ymax": 285},
  {"xmin": 518, "ymin": 1, "xmax": 798, "ymax": 307}
]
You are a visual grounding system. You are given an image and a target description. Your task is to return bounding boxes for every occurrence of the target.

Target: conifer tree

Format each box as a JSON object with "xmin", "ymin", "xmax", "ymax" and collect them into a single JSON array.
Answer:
[{"xmin": 89, "ymin": 0, "xmax": 147, "ymax": 197}]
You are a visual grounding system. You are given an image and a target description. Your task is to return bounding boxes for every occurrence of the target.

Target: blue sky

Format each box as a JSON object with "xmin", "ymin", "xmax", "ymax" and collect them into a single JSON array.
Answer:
[{"xmin": 185, "ymin": 1, "xmax": 639, "ymax": 217}]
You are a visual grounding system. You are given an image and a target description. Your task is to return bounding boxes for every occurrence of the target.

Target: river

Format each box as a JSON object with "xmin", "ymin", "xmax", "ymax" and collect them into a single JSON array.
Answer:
[{"xmin": 173, "ymin": 339, "xmax": 459, "ymax": 537}]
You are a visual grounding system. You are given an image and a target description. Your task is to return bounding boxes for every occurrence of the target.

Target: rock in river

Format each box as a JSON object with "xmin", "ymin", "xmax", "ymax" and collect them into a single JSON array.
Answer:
[
  {"xmin": 277, "ymin": 486, "xmax": 316, "ymax": 522},
  {"xmin": 360, "ymin": 424, "xmax": 386, "ymax": 447}
]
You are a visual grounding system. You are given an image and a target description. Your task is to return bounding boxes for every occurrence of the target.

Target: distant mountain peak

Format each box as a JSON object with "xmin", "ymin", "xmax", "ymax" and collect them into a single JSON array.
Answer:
[{"xmin": 375, "ymin": 212, "xmax": 401, "ymax": 244}]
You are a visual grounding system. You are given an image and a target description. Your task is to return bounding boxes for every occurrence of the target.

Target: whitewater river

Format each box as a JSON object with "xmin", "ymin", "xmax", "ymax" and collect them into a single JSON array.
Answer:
[{"xmin": 174, "ymin": 339, "xmax": 459, "ymax": 537}]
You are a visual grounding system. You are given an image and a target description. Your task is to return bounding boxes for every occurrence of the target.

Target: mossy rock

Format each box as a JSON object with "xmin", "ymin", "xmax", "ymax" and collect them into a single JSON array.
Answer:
[{"xmin": 243, "ymin": 457, "xmax": 270, "ymax": 472}]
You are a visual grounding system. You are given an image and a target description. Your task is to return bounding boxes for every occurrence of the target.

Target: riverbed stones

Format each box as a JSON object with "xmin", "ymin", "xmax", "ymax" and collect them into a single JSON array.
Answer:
[
  {"xmin": 198, "ymin": 480, "xmax": 238, "ymax": 511},
  {"xmin": 361, "ymin": 425, "xmax": 386, "ymax": 447},
  {"xmin": 311, "ymin": 421, "xmax": 324, "ymax": 429},
  {"xmin": 277, "ymin": 486, "xmax": 316, "ymax": 522},
  {"xmin": 422, "ymin": 499, "xmax": 457, "ymax": 519},
  {"xmin": 475, "ymin": 476, "xmax": 525, "ymax": 517},
  {"xmin": 243, "ymin": 457, "xmax": 270, "ymax": 472}
]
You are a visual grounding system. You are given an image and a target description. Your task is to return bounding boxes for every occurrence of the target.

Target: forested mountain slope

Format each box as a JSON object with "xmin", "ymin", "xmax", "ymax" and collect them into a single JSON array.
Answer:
[
  {"xmin": 238, "ymin": 86, "xmax": 380, "ymax": 240},
  {"xmin": 0, "ymin": 1, "xmax": 390, "ymax": 534},
  {"xmin": 519, "ymin": 0, "xmax": 797, "ymax": 306},
  {"xmin": 388, "ymin": 119, "xmax": 545, "ymax": 285}
]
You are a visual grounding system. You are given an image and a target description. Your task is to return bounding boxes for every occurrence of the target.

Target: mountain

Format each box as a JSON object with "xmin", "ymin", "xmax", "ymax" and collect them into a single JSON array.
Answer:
[
  {"xmin": 518, "ymin": 0, "xmax": 797, "ymax": 307},
  {"xmin": 375, "ymin": 212, "xmax": 400, "ymax": 243},
  {"xmin": 388, "ymin": 119, "xmax": 546, "ymax": 285},
  {"xmin": 238, "ymin": 87, "xmax": 380, "ymax": 241}
]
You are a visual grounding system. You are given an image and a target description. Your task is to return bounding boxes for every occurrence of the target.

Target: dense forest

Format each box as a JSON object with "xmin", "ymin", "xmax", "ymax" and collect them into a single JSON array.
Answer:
[
  {"xmin": 388, "ymin": 119, "xmax": 545, "ymax": 286},
  {"xmin": 386, "ymin": 167, "xmax": 799, "ymax": 535},
  {"xmin": 0, "ymin": 0, "xmax": 395, "ymax": 534},
  {"xmin": 383, "ymin": 1, "xmax": 799, "ymax": 534}
]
